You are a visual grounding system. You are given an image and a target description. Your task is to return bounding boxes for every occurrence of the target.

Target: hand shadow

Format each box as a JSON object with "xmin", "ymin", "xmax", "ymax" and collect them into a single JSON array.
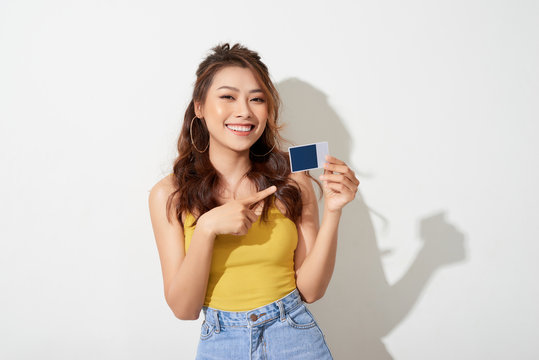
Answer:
[{"xmin": 277, "ymin": 78, "xmax": 467, "ymax": 359}]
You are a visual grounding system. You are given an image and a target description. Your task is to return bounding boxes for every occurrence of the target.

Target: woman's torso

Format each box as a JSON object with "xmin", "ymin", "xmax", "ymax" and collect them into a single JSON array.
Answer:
[{"xmin": 179, "ymin": 177, "xmax": 299, "ymax": 311}]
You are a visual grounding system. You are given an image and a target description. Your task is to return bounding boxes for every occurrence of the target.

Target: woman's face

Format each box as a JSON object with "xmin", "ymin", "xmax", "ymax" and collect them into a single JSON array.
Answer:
[{"xmin": 195, "ymin": 66, "xmax": 269, "ymax": 155}]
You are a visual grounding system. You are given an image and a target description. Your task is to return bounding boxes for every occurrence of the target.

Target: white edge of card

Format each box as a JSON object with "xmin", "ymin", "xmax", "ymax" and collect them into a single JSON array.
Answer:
[
  {"xmin": 316, "ymin": 142, "xmax": 329, "ymax": 168},
  {"xmin": 288, "ymin": 141, "xmax": 325, "ymax": 150}
]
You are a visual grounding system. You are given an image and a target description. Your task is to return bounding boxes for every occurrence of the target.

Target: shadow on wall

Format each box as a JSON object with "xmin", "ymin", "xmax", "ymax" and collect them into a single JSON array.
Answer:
[{"xmin": 277, "ymin": 78, "xmax": 467, "ymax": 360}]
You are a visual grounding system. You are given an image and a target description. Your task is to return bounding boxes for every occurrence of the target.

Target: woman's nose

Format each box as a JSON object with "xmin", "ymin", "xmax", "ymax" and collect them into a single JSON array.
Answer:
[{"xmin": 235, "ymin": 98, "xmax": 252, "ymax": 118}]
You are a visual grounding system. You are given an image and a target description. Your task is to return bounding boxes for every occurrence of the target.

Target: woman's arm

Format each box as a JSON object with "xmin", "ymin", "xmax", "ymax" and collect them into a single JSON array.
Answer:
[
  {"xmin": 148, "ymin": 177, "xmax": 215, "ymax": 320},
  {"xmin": 292, "ymin": 171, "xmax": 341, "ymax": 303},
  {"xmin": 293, "ymin": 155, "xmax": 359, "ymax": 303}
]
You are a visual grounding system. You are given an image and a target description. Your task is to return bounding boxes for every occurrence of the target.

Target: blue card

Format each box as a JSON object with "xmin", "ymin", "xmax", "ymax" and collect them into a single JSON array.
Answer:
[{"xmin": 288, "ymin": 142, "xmax": 329, "ymax": 173}]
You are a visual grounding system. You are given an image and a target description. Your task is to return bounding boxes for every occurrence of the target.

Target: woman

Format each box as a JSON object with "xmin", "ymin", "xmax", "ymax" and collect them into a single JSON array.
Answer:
[{"xmin": 149, "ymin": 43, "xmax": 359, "ymax": 359}]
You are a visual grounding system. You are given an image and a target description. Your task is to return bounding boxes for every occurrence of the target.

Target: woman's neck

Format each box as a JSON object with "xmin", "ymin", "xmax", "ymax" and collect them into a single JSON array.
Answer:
[{"xmin": 209, "ymin": 145, "xmax": 252, "ymax": 197}]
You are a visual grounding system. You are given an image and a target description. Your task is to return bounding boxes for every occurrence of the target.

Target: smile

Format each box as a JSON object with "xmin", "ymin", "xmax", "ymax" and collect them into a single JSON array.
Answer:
[{"xmin": 226, "ymin": 124, "xmax": 254, "ymax": 136}]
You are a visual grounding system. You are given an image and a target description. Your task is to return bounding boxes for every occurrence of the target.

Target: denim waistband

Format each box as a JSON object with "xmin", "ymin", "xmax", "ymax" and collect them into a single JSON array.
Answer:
[{"xmin": 202, "ymin": 288, "xmax": 303, "ymax": 331}]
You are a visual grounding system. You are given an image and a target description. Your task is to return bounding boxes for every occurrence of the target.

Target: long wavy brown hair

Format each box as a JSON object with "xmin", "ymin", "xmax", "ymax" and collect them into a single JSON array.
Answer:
[{"xmin": 166, "ymin": 43, "xmax": 322, "ymax": 228}]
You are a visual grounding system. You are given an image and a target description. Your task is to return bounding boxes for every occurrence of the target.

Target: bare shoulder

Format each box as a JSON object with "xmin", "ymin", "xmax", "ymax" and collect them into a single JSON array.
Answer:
[
  {"xmin": 273, "ymin": 171, "xmax": 317, "ymax": 214},
  {"xmin": 289, "ymin": 171, "xmax": 317, "ymax": 203},
  {"xmin": 288, "ymin": 171, "xmax": 309, "ymax": 188},
  {"xmin": 149, "ymin": 174, "xmax": 174, "ymax": 204},
  {"xmin": 148, "ymin": 173, "xmax": 181, "ymax": 225},
  {"xmin": 151, "ymin": 173, "xmax": 175, "ymax": 193}
]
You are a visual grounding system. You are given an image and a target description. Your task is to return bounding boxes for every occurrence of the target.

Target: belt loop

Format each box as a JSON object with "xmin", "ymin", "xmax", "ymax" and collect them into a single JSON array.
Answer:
[
  {"xmin": 213, "ymin": 310, "xmax": 221, "ymax": 333},
  {"xmin": 277, "ymin": 300, "xmax": 286, "ymax": 322}
]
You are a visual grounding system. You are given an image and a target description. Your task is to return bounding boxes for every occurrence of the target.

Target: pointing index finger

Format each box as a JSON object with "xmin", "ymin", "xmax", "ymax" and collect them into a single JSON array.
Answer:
[{"xmin": 242, "ymin": 185, "xmax": 277, "ymax": 207}]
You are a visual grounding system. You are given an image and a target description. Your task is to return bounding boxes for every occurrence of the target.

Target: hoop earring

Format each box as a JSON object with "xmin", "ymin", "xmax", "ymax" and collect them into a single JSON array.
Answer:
[{"xmin": 190, "ymin": 116, "xmax": 209, "ymax": 153}]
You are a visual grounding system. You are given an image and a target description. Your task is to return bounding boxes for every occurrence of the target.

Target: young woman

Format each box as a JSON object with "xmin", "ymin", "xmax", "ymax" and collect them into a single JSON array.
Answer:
[{"xmin": 149, "ymin": 43, "xmax": 359, "ymax": 359}]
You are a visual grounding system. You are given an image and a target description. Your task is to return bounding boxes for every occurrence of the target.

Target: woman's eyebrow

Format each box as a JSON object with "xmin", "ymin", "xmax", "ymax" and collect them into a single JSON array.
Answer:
[{"xmin": 217, "ymin": 85, "xmax": 264, "ymax": 94}]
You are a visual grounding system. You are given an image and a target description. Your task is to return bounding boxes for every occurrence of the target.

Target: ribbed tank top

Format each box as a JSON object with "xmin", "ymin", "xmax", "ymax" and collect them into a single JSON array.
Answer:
[{"xmin": 183, "ymin": 196, "xmax": 298, "ymax": 311}]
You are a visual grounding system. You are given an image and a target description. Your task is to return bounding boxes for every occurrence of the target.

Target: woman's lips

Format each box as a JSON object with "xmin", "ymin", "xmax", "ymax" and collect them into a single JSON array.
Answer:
[{"xmin": 225, "ymin": 124, "xmax": 254, "ymax": 136}]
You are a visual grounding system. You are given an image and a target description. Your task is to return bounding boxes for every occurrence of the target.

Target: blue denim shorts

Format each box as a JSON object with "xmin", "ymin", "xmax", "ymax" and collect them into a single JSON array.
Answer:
[{"xmin": 196, "ymin": 288, "xmax": 334, "ymax": 360}]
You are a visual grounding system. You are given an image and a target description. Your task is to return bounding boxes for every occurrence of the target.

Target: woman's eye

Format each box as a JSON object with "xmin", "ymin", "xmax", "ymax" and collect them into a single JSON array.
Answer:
[{"xmin": 220, "ymin": 95, "xmax": 264, "ymax": 103}]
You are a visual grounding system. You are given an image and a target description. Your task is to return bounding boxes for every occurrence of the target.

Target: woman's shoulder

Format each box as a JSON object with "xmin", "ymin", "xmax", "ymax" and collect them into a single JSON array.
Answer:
[
  {"xmin": 287, "ymin": 170, "xmax": 319, "ymax": 208},
  {"xmin": 149, "ymin": 173, "xmax": 191, "ymax": 224},
  {"xmin": 270, "ymin": 171, "xmax": 314, "ymax": 215},
  {"xmin": 150, "ymin": 173, "xmax": 176, "ymax": 197},
  {"xmin": 288, "ymin": 170, "xmax": 312, "ymax": 191}
]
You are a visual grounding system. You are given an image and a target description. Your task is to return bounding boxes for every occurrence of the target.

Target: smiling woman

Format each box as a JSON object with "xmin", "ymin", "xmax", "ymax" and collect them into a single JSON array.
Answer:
[{"xmin": 148, "ymin": 42, "xmax": 359, "ymax": 360}]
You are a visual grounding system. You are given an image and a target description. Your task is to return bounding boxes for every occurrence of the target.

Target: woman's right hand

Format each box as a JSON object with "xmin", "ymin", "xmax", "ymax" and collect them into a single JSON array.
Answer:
[{"xmin": 197, "ymin": 185, "xmax": 277, "ymax": 237}]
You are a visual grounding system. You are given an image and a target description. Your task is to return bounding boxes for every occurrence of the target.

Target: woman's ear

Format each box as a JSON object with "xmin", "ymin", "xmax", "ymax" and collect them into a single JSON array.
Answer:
[{"xmin": 194, "ymin": 101, "xmax": 203, "ymax": 118}]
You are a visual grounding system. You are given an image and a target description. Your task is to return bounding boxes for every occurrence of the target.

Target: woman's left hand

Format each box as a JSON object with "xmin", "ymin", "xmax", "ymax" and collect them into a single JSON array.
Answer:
[{"xmin": 319, "ymin": 155, "xmax": 360, "ymax": 212}]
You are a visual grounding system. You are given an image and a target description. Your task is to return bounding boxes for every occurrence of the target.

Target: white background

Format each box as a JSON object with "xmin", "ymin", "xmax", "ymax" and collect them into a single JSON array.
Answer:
[{"xmin": 1, "ymin": 0, "xmax": 538, "ymax": 359}]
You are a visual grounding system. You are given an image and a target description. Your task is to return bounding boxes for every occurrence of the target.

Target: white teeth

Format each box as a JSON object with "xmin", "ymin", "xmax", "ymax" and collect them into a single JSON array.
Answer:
[{"xmin": 226, "ymin": 125, "xmax": 252, "ymax": 132}]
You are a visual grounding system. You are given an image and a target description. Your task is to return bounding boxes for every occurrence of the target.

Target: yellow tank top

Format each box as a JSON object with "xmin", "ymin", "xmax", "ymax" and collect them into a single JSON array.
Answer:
[{"xmin": 183, "ymin": 196, "xmax": 298, "ymax": 311}]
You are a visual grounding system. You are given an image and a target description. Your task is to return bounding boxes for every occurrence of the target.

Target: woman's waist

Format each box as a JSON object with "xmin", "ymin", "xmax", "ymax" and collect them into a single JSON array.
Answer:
[{"xmin": 202, "ymin": 287, "xmax": 302, "ymax": 326}]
